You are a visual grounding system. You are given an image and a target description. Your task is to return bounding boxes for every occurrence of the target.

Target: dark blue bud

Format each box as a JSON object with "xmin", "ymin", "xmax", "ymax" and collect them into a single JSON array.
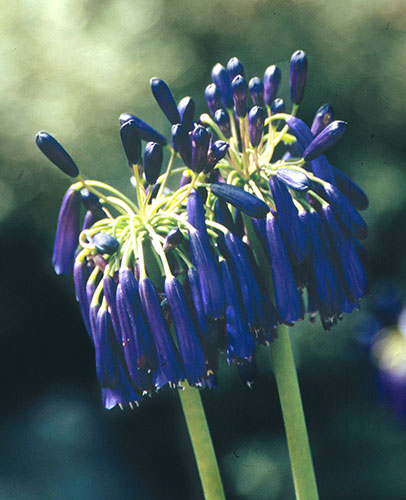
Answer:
[
  {"xmin": 264, "ymin": 65, "xmax": 282, "ymax": 106},
  {"xmin": 214, "ymin": 109, "xmax": 231, "ymax": 138},
  {"xmin": 120, "ymin": 120, "xmax": 142, "ymax": 165},
  {"xmin": 231, "ymin": 75, "xmax": 248, "ymax": 118},
  {"xmin": 165, "ymin": 276, "xmax": 206, "ymax": 385},
  {"xmin": 178, "ymin": 96, "xmax": 195, "ymax": 131},
  {"xmin": 139, "ymin": 278, "xmax": 184, "ymax": 389},
  {"xmin": 212, "ymin": 63, "xmax": 233, "ymax": 109},
  {"xmin": 249, "ymin": 77, "xmax": 265, "ymax": 108},
  {"xmin": 275, "ymin": 167, "xmax": 310, "ymax": 191},
  {"xmin": 197, "ymin": 186, "xmax": 208, "ymax": 204},
  {"xmin": 191, "ymin": 125, "xmax": 211, "ymax": 173},
  {"xmin": 311, "ymin": 104, "xmax": 334, "ymax": 137},
  {"xmin": 205, "ymin": 83, "xmax": 222, "ymax": 115},
  {"xmin": 303, "ymin": 121, "xmax": 347, "ymax": 161},
  {"xmin": 144, "ymin": 141, "xmax": 163, "ymax": 185},
  {"xmin": 266, "ymin": 213, "xmax": 302, "ymax": 323},
  {"xmin": 248, "ymin": 106, "xmax": 266, "ymax": 147},
  {"xmin": 270, "ymin": 98, "xmax": 285, "ymax": 115},
  {"xmin": 92, "ymin": 233, "xmax": 119, "ymax": 255},
  {"xmin": 53, "ymin": 188, "xmax": 81, "ymax": 275},
  {"xmin": 94, "ymin": 306, "xmax": 118, "ymax": 388},
  {"xmin": 227, "ymin": 57, "xmax": 245, "ymax": 81},
  {"xmin": 150, "ymin": 77, "xmax": 180, "ymax": 124},
  {"xmin": 206, "ymin": 140, "xmax": 229, "ymax": 172},
  {"xmin": 322, "ymin": 182, "xmax": 368, "ymax": 240},
  {"xmin": 211, "ymin": 182, "xmax": 270, "ymax": 219},
  {"xmin": 35, "ymin": 131, "xmax": 79, "ymax": 177},
  {"xmin": 220, "ymin": 260, "xmax": 255, "ymax": 362},
  {"xmin": 171, "ymin": 124, "xmax": 192, "ymax": 167},
  {"xmin": 118, "ymin": 113, "xmax": 167, "ymax": 145},
  {"xmin": 80, "ymin": 188, "xmax": 106, "ymax": 220},
  {"xmin": 289, "ymin": 50, "xmax": 308, "ymax": 105},
  {"xmin": 163, "ymin": 227, "xmax": 184, "ymax": 251},
  {"xmin": 82, "ymin": 211, "xmax": 96, "ymax": 231}
]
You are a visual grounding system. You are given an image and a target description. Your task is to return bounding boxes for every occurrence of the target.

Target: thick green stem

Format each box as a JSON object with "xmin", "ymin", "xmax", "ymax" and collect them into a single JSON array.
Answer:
[
  {"xmin": 270, "ymin": 325, "xmax": 319, "ymax": 500},
  {"xmin": 178, "ymin": 385, "xmax": 226, "ymax": 500}
]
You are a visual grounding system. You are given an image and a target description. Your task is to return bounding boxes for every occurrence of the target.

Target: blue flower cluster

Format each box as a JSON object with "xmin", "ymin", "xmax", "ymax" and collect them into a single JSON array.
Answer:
[{"xmin": 36, "ymin": 50, "xmax": 369, "ymax": 409}]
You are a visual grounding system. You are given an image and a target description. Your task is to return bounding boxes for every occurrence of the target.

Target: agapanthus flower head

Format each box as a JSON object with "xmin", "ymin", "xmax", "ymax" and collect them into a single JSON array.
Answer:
[{"xmin": 39, "ymin": 48, "xmax": 369, "ymax": 409}]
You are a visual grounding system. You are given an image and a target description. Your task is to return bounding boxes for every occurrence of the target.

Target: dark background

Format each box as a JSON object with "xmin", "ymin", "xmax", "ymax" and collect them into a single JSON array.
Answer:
[{"xmin": 1, "ymin": 1, "xmax": 406, "ymax": 498}]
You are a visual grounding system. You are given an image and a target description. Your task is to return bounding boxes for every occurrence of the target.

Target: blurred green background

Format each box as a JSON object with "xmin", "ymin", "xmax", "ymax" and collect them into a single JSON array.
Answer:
[{"xmin": 1, "ymin": 1, "xmax": 406, "ymax": 499}]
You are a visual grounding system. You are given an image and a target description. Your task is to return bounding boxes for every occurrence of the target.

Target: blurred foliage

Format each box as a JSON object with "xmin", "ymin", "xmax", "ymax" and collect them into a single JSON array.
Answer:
[{"xmin": 1, "ymin": 0, "xmax": 406, "ymax": 499}]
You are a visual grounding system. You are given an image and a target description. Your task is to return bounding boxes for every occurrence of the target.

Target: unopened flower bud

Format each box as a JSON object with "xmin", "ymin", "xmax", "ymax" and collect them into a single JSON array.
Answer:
[
  {"xmin": 119, "ymin": 113, "xmax": 167, "ymax": 145},
  {"xmin": 211, "ymin": 63, "xmax": 233, "ymax": 109},
  {"xmin": 249, "ymin": 77, "xmax": 265, "ymax": 108},
  {"xmin": 35, "ymin": 131, "xmax": 79, "ymax": 177},
  {"xmin": 303, "ymin": 120, "xmax": 347, "ymax": 161},
  {"xmin": 214, "ymin": 109, "xmax": 231, "ymax": 138},
  {"xmin": 227, "ymin": 57, "xmax": 245, "ymax": 81},
  {"xmin": 232, "ymin": 75, "xmax": 248, "ymax": 118},
  {"xmin": 150, "ymin": 77, "xmax": 180, "ymax": 124},
  {"xmin": 144, "ymin": 142, "xmax": 163, "ymax": 185},
  {"xmin": 248, "ymin": 106, "xmax": 266, "ymax": 147},
  {"xmin": 289, "ymin": 50, "xmax": 308, "ymax": 105},
  {"xmin": 270, "ymin": 98, "xmax": 285, "ymax": 115},
  {"xmin": 120, "ymin": 120, "xmax": 141, "ymax": 165},
  {"xmin": 264, "ymin": 65, "xmax": 281, "ymax": 106},
  {"xmin": 171, "ymin": 124, "xmax": 192, "ymax": 167},
  {"xmin": 311, "ymin": 104, "xmax": 334, "ymax": 137},
  {"xmin": 191, "ymin": 125, "xmax": 211, "ymax": 173},
  {"xmin": 92, "ymin": 233, "xmax": 119, "ymax": 255},
  {"xmin": 205, "ymin": 83, "xmax": 222, "ymax": 115},
  {"xmin": 178, "ymin": 96, "xmax": 195, "ymax": 131}
]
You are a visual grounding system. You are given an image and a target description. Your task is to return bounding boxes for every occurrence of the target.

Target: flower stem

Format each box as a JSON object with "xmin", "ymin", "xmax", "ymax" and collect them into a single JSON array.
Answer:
[
  {"xmin": 270, "ymin": 324, "xmax": 319, "ymax": 500},
  {"xmin": 178, "ymin": 385, "xmax": 226, "ymax": 500}
]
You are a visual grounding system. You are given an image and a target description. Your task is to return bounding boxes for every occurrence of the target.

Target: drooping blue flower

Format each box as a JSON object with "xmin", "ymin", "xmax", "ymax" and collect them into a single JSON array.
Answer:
[
  {"xmin": 289, "ymin": 50, "xmax": 308, "ymax": 105},
  {"xmin": 188, "ymin": 228, "xmax": 225, "ymax": 320},
  {"xmin": 150, "ymin": 78, "xmax": 181, "ymax": 124},
  {"xmin": 268, "ymin": 176, "xmax": 307, "ymax": 262},
  {"xmin": 36, "ymin": 131, "xmax": 79, "ymax": 177},
  {"xmin": 94, "ymin": 305, "xmax": 118, "ymax": 388},
  {"xmin": 165, "ymin": 276, "xmax": 206, "ymax": 385},
  {"xmin": 187, "ymin": 266, "xmax": 210, "ymax": 337},
  {"xmin": 119, "ymin": 113, "xmax": 167, "ymax": 145},
  {"xmin": 187, "ymin": 189, "xmax": 210, "ymax": 247},
  {"xmin": 178, "ymin": 96, "xmax": 195, "ymax": 131},
  {"xmin": 102, "ymin": 357, "xmax": 141, "ymax": 410},
  {"xmin": 264, "ymin": 65, "xmax": 282, "ymax": 106},
  {"xmin": 265, "ymin": 213, "xmax": 303, "ymax": 323},
  {"xmin": 103, "ymin": 275, "xmax": 122, "ymax": 344},
  {"xmin": 330, "ymin": 165, "xmax": 369, "ymax": 210},
  {"xmin": 211, "ymin": 63, "xmax": 233, "ymax": 109},
  {"xmin": 213, "ymin": 198, "xmax": 235, "ymax": 233},
  {"xmin": 138, "ymin": 277, "xmax": 184, "ymax": 389},
  {"xmin": 220, "ymin": 259, "xmax": 255, "ymax": 362},
  {"xmin": 53, "ymin": 187, "xmax": 81, "ymax": 275},
  {"xmin": 73, "ymin": 259, "xmax": 93, "ymax": 338},
  {"xmin": 311, "ymin": 104, "xmax": 334, "ymax": 137}
]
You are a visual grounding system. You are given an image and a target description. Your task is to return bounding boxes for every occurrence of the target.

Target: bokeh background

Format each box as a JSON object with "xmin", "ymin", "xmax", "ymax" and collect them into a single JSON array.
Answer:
[{"xmin": 1, "ymin": 1, "xmax": 406, "ymax": 498}]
